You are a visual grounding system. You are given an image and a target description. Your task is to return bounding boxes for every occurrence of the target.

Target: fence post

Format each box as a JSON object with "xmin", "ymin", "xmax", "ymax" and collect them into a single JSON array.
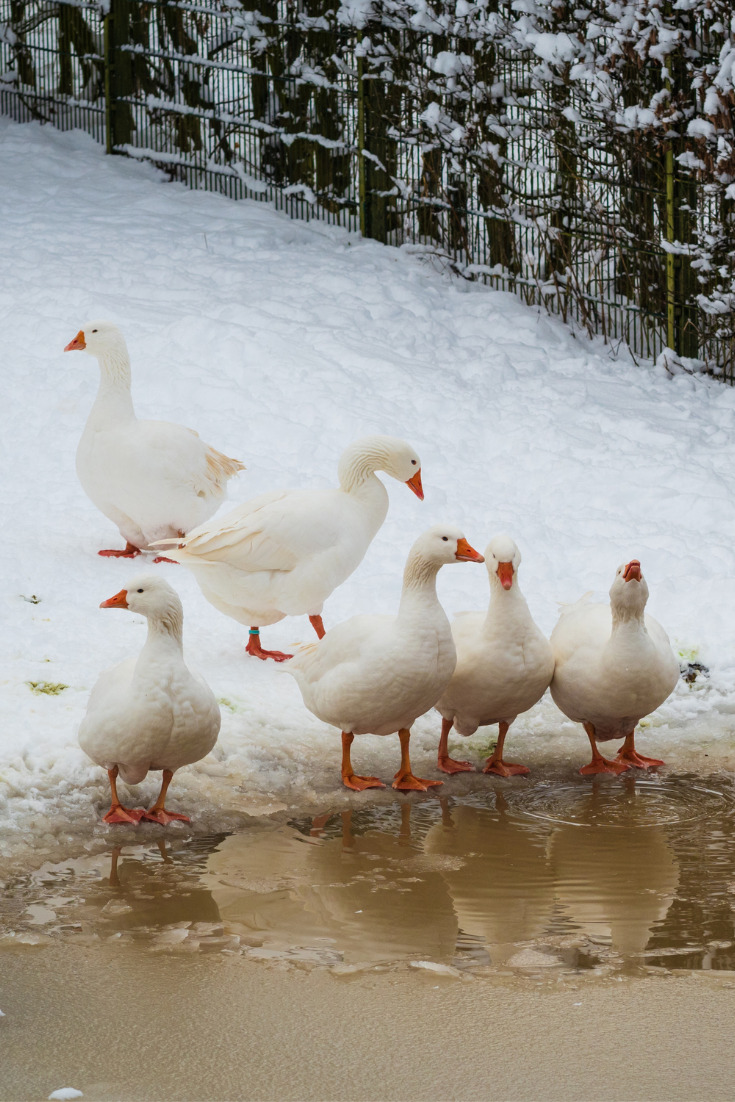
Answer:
[
  {"xmin": 662, "ymin": 10, "xmax": 698, "ymax": 361},
  {"xmin": 665, "ymin": 143, "xmax": 676, "ymax": 352},
  {"xmin": 664, "ymin": 141, "xmax": 699, "ymax": 360},
  {"xmin": 58, "ymin": 3, "xmax": 73, "ymax": 97},
  {"xmin": 104, "ymin": 0, "xmax": 133, "ymax": 154},
  {"xmin": 356, "ymin": 52, "xmax": 367, "ymax": 238},
  {"xmin": 355, "ymin": 30, "xmax": 397, "ymax": 244}
]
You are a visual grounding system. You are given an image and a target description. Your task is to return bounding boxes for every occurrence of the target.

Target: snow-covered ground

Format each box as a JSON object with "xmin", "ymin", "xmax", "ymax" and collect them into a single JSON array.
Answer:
[{"xmin": 2, "ymin": 117, "xmax": 735, "ymax": 864}]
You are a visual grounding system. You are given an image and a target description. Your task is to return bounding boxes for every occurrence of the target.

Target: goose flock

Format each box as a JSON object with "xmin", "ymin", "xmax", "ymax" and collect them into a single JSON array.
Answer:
[{"xmin": 67, "ymin": 321, "xmax": 680, "ymax": 824}]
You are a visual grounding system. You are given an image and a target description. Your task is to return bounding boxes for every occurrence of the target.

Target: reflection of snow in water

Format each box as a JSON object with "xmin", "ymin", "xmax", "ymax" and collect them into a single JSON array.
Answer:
[
  {"xmin": 206, "ymin": 808, "xmax": 459, "ymax": 965},
  {"xmin": 2, "ymin": 780, "xmax": 734, "ymax": 975}
]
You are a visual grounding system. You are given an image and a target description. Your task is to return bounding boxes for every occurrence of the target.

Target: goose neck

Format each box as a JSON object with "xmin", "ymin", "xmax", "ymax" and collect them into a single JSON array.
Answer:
[
  {"xmin": 90, "ymin": 348, "xmax": 135, "ymax": 423},
  {"xmin": 611, "ymin": 605, "xmax": 646, "ymax": 631},
  {"xmin": 339, "ymin": 467, "xmax": 389, "ymax": 529},
  {"xmin": 141, "ymin": 609, "xmax": 185, "ymax": 656},
  {"xmin": 338, "ymin": 444, "xmax": 387, "ymax": 494},
  {"xmin": 398, "ymin": 553, "xmax": 442, "ymax": 617},
  {"xmin": 609, "ymin": 607, "xmax": 647, "ymax": 648},
  {"xmin": 484, "ymin": 582, "xmax": 529, "ymax": 632}
]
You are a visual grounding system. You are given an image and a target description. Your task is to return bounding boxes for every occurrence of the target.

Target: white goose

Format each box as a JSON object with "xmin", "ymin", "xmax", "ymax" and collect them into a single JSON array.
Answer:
[
  {"xmin": 156, "ymin": 435, "xmax": 424, "ymax": 661},
  {"xmin": 286, "ymin": 525, "xmax": 484, "ymax": 791},
  {"xmin": 66, "ymin": 321, "xmax": 245, "ymax": 558},
  {"xmin": 435, "ymin": 534, "xmax": 554, "ymax": 776},
  {"xmin": 78, "ymin": 575, "xmax": 221, "ymax": 824},
  {"xmin": 550, "ymin": 560, "xmax": 679, "ymax": 774}
]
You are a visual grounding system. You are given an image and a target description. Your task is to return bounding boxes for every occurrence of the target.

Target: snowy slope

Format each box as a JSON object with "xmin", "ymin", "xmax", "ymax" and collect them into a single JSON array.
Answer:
[{"xmin": 2, "ymin": 117, "xmax": 735, "ymax": 863}]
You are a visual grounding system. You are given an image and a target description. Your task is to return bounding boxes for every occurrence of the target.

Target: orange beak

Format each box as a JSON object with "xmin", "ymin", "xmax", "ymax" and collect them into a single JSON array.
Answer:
[
  {"xmin": 64, "ymin": 330, "xmax": 86, "ymax": 352},
  {"xmin": 497, "ymin": 561, "xmax": 514, "ymax": 589},
  {"xmin": 623, "ymin": 560, "xmax": 642, "ymax": 582},
  {"xmin": 456, "ymin": 538, "xmax": 484, "ymax": 563},
  {"xmin": 100, "ymin": 588, "xmax": 129, "ymax": 609},
  {"xmin": 405, "ymin": 470, "xmax": 424, "ymax": 501}
]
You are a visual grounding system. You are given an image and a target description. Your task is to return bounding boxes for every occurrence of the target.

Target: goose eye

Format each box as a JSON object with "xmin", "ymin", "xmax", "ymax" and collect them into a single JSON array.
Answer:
[
  {"xmin": 442, "ymin": 536, "xmax": 448, "ymax": 541},
  {"xmin": 92, "ymin": 328, "xmax": 98, "ymax": 333},
  {"xmin": 411, "ymin": 459, "xmax": 417, "ymax": 465},
  {"xmin": 137, "ymin": 588, "xmax": 144, "ymax": 593}
]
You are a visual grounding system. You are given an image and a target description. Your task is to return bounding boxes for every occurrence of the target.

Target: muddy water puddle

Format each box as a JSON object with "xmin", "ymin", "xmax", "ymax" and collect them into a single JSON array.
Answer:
[{"xmin": 2, "ymin": 773, "xmax": 735, "ymax": 980}]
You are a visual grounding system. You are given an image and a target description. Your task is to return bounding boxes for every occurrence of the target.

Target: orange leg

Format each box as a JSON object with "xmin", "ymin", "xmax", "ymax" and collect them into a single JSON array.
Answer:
[
  {"xmin": 341, "ymin": 732, "xmax": 385, "ymax": 791},
  {"xmin": 153, "ymin": 531, "xmax": 184, "ymax": 564},
  {"xmin": 616, "ymin": 731, "xmax": 664, "ymax": 769},
  {"xmin": 103, "ymin": 766, "xmax": 145, "ymax": 824},
  {"xmin": 340, "ymin": 810, "xmax": 355, "ymax": 851},
  {"xmin": 483, "ymin": 721, "xmax": 530, "ymax": 777},
  {"xmin": 398, "ymin": 802, "xmax": 413, "ymax": 846},
  {"xmin": 245, "ymin": 627, "xmax": 292, "ymax": 663},
  {"xmin": 98, "ymin": 541, "xmax": 141, "ymax": 559},
  {"xmin": 310, "ymin": 812, "xmax": 333, "ymax": 837},
  {"xmin": 309, "ymin": 615, "xmax": 326, "ymax": 639},
  {"xmin": 393, "ymin": 728, "xmax": 443, "ymax": 792},
  {"xmin": 108, "ymin": 846, "xmax": 122, "ymax": 885},
  {"xmin": 437, "ymin": 717, "xmax": 474, "ymax": 774},
  {"xmin": 580, "ymin": 723, "xmax": 630, "ymax": 776},
  {"xmin": 142, "ymin": 769, "xmax": 190, "ymax": 825}
]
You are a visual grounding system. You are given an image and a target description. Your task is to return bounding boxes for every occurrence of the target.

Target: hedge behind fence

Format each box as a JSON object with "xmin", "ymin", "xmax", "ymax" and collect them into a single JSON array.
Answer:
[{"xmin": 2, "ymin": 0, "xmax": 735, "ymax": 377}]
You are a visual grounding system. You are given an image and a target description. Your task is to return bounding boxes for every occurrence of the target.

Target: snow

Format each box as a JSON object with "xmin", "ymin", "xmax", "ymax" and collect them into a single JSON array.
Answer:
[
  {"xmin": 48, "ymin": 1091, "xmax": 83, "ymax": 1101},
  {"xmin": 525, "ymin": 32, "xmax": 579, "ymax": 65},
  {"xmin": 687, "ymin": 118, "xmax": 717, "ymax": 140},
  {"xmin": 2, "ymin": 117, "xmax": 735, "ymax": 866}
]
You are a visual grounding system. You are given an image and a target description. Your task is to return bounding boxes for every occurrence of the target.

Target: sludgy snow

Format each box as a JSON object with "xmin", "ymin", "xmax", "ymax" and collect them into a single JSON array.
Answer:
[{"xmin": 2, "ymin": 118, "xmax": 735, "ymax": 862}]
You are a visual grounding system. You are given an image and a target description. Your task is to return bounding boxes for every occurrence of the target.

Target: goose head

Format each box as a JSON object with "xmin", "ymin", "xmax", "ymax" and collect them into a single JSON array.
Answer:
[
  {"xmin": 100, "ymin": 574, "xmax": 183, "ymax": 626},
  {"xmin": 64, "ymin": 320, "xmax": 127, "ymax": 359},
  {"xmin": 609, "ymin": 559, "xmax": 649, "ymax": 618},
  {"xmin": 408, "ymin": 524, "xmax": 485, "ymax": 570},
  {"xmin": 338, "ymin": 435, "xmax": 424, "ymax": 499},
  {"xmin": 485, "ymin": 533, "xmax": 521, "ymax": 591}
]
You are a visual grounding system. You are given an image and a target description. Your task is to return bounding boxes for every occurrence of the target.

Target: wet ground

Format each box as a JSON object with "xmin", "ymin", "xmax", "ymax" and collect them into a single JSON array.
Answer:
[
  {"xmin": 3, "ymin": 772, "xmax": 735, "ymax": 977},
  {"xmin": 2, "ymin": 773, "xmax": 735, "ymax": 1099}
]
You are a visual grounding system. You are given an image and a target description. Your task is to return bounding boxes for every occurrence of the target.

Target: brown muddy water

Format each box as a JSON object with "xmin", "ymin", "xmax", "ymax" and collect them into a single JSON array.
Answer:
[{"xmin": 2, "ymin": 774, "xmax": 735, "ymax": 1100}]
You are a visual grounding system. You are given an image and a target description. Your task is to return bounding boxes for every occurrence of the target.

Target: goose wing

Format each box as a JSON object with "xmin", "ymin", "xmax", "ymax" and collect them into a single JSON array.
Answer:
[{"xmin": 160, "ymin": 487, "xmax": 344, "ymax": 574}]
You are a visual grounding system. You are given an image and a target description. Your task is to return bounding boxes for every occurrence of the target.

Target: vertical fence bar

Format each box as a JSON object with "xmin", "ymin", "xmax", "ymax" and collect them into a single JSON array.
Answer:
[
  {"xmin": 665, "ymin": 142, "xmax": 676, "ymax": 352},
  {"xmin": 2, "ymin": 0, "xmax": 727, "ymax": 377},
  {"xmin": 357, "ymin": 52, "xmax": 367, "ymax": 238},
  {"xmin": 104, "ymin": 0, "xmax": 133, "ymax": 154}
]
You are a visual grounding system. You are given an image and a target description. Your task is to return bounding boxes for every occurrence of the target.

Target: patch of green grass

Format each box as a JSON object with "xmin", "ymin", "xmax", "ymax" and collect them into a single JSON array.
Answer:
[
  {"xmin": 677, "ymin": 643, "xmax": 700, "ymax": 663},
  {"xmin": 217, "ymin": 697, "xmax": 240, "ymax": 713},
  {"xmin": 26, "ymin": 680, "xmax": 69, "ymax": 696},
  {"xmin": 465, "ymin": 735, "xmax": 497, "ymax": 757}
]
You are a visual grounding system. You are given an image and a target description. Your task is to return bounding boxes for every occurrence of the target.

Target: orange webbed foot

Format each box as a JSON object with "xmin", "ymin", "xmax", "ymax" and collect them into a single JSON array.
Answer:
[
  {"xmin": 142, "ymin": 808, "xmax": 191, "ymax": 825},
  {"xmin": 392, "ymin": 771, "xmax": 443, "ymax": 792},
  {"xmin": 98, "ymin": 543, "xmax": 141, "ymax": 559},
  {"xmin": 103, "ymin": 805, "xmax": 145, "ymax": 824},
  {"xmin": 580, "ymin": 757, "xmax": 630, "ymax": 776},
  {"xmin": 342, "ymin": 774, "xmax": 386, "ymax": 792},
  {"xmin": 483, "ymin": 759, "xmax": 530, "ymax": 777},
  {"xmin": 152, "ymin": 556, "xmax": 179, "ymax": 565},
  {"xmin": 616, "ymin": 748, "xmax": 664, "ymax": 769},
  {"xmin": 245, "ymin": 639, "xmax": 293, "ymax": 663},
  {"xmin": 437, "ymin": 755, "xmax": 475, "ymax": 775}
]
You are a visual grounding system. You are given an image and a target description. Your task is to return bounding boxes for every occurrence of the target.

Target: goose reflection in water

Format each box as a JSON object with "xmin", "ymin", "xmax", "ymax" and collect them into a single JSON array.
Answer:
[
  {"xmin": 206, "ymin": 807, "xmax": 458, "ymax": 965},
  {"xmin": 547, "ymin": 778, "xmax": 680, "ymax": 959},
  {"xmin": 424, "ymin": 793, "xmax": 555, "ymax": 966},
  {"xmin": 93, "ymin": 840, "xmax": 223, "ymax": 932}
]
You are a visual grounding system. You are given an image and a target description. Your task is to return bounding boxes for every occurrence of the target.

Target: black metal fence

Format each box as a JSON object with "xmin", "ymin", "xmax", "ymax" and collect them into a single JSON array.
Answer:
[{"xmin": 2, "ymin": 0, "xmax": 734, "ymax": 379}]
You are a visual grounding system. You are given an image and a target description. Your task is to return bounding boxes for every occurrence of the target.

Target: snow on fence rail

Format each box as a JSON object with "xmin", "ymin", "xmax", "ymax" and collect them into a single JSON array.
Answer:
[{"xmin": 2, "ymin": 0, "xmax": 734, "ymax": 379}]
